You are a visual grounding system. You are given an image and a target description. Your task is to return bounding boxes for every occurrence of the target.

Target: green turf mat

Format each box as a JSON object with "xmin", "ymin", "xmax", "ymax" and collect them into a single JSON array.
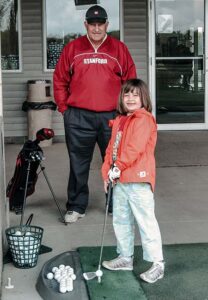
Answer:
[
  {"xmin": 79, "ymin": 243, "xmax": 208, "ymax": 300},
  {"xmin": 135, "ymin": 243, "xmax": 208, "ymax": 300},
  {"xmin": 78, "ymin": 246, "xmax": 147, "ymax": 300}
]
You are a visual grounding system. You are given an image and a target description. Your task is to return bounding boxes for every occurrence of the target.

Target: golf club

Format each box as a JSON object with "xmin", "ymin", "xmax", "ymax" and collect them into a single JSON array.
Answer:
[{"xmin": 83, "ymin": 181, "xmax": 113, "ymax": 283}]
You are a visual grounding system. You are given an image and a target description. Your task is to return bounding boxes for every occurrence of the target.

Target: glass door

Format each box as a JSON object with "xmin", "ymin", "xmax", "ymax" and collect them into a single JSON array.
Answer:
[{"xmin": 155, "ymin": 0, "xmax": 205, "ymax": 127}]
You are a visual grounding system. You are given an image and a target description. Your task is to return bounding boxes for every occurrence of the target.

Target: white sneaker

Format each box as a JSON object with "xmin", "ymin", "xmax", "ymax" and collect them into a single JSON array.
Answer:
[
  {"xmin": 102, "ymin": 255, "xmax": 133, "ymax": 271},
  {"xmin": 64, "ymin": 211, "xmax": 85, "ymax": 223},
  {"xmin": 140, "ymin": 262, "xmax": 165, "ymax": 283}
]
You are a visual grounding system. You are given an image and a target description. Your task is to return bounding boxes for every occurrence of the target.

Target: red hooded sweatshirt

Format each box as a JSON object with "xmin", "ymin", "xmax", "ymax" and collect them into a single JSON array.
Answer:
[
  {"xmin": 53, "ymin": 35, "xmax": 137, "ymax": 113},
  {"xmin": 102, "ymin": 109, "xmax": 157, "ymax": 191}
]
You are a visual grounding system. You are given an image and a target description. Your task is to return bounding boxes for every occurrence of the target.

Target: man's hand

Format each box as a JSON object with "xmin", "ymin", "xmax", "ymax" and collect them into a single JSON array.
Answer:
[{"xmin": 108, "ymin": 165, "xmax": 121, "ymax": 182}]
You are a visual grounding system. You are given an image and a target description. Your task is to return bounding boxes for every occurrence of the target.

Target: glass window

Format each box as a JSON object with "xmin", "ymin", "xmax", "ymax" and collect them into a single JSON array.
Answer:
[
  {"xmin": 155, "ymin": 0, "xmax": 204, "ymax": 58},
  {"xmin": 0, "ymin": 0, "xmax": 20, "ymax": 71},
  {"xmin": 45, "ymin": 0, "xmax": 120, "ymax": 70},
  {"xmin": 155, "ymin": 0, "xmax": 205, "ymax": 124},
  {"xmin": 156, "ymin": 59, "xmax": 204, "ymax": 124}
]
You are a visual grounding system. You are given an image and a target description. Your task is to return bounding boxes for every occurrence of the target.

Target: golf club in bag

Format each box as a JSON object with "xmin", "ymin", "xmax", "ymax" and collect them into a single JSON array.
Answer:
[
  {"xmin": 83, "ymin": 181, "xmax": 113, "ymax": 283},
  {"xmin": 6, "ymin": 128, "xmax": 66, "ymax": 226}
]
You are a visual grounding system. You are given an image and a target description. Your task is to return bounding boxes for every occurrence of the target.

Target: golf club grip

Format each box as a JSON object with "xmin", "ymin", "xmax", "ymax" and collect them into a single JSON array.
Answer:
[{"xmin": 106, "ymin": 181, "xmax": 113, "ymax": 206}]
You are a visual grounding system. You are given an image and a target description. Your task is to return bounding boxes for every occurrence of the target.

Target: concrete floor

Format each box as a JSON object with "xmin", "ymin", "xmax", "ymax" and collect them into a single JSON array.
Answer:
[{"xmin": 2, "ymin": 131, "xmax": 208, "ymax": 299}]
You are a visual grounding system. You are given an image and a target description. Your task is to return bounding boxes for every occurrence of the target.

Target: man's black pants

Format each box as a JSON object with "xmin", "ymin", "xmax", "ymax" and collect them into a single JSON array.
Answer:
[{"xmin": 64, "ymin": 107, "xmax": 116, "ymax": 214}]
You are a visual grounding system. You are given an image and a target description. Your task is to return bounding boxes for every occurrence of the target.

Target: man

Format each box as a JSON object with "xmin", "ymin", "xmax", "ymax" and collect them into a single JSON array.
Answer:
[{"xmin": 53, "ymin": 5, "xmax": 136, "ymax": 223}]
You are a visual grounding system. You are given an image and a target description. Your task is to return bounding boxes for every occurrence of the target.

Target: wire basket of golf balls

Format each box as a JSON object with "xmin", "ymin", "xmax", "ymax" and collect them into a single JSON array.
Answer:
[{"xmin": 5, "ymin": 225, "xmax": 43, "ymax": 269}]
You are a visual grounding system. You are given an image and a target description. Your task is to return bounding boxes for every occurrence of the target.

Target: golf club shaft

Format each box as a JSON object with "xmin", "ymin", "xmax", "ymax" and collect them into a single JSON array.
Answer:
[
  {"xmin": 20, "ymin": 161, "xmax": 31, "ymax": 227},
  {"xmin": 83, "ymin": 181, "xmax": 113, "ymax": 282},
  {"xmin": 97, "ymin": 181, "xmax": 113, "ymax": 269}
]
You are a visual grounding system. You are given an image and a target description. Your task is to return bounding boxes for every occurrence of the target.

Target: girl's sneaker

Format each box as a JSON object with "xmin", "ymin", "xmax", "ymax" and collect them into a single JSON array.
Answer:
[
  {"xmin": 102, "ymin": 255, "xmax": 133, "ymax": 271},
  {"xmin": 140, "ymin": 262, "xmax": 165, "ymax": 283}
]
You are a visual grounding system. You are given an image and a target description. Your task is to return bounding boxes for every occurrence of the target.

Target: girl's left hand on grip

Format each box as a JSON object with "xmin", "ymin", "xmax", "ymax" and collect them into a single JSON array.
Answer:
[{"xmin": 108, "ymin": 166, "xmax": 121, "ymax": 182}]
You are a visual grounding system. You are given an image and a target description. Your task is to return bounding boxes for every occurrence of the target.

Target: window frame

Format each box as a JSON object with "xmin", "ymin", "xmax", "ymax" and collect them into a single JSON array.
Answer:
[
  {"xmin": 43, "ymin": 0, "xmax": 123, "ymax": 72},
  {"xmin": 1, "ymin": 0, "xmax": 22, "ymax": 73}
]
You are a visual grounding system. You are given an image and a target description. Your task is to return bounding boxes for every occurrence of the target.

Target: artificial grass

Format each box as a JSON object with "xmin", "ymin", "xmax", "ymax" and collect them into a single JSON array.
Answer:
[
  {"xmin": 79, "ymin": 243, "xmax": 208, "ymax": 300},
  {"xmin": 78, "ymin": 246, "xmax": 147, "ymax": 300}
]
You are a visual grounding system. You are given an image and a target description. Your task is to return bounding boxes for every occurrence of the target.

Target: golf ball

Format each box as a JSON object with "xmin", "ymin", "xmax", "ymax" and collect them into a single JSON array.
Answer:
[
  {"xmin": 71, "ymin": 274, "xmax": 76, "ymax": 280},
  {"xmin": 66, "ymin": 277, "xmax": 73, "ymax": 291},
  {"xmin": 59, "ymin": 264, "xmax": 65, "ymax": 270},
  {"xmin": 96, "ymin": 270, "xmax": 103, "ymax": 277},
  {"xmin": 25, "ymin": 232, "xmax": 32, "ymax": 236},
  {"xmin": 47, "ymin": 272, "xmax": 54, "ymax": 280},
  {"xmin": 15, "ymin": 231, "xmax": 22, "ymax": 236},
  {"xmin": 67, "ymin": 269, "xmax": 74, "ymax": 275},
  {"xmin": 52, "ymin": 267, "xmax": 58, "ymax": 273},
  {"xmin": 54, "ymin": 274, "xmax": 61, "ymax": 280},
  {"xmin": 59, "ymin": 286, "xmax": 67, "ymax": 293}
]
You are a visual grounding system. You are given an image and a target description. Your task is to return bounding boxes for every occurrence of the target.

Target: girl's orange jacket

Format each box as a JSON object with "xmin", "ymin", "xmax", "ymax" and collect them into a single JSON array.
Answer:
[{"xmin": 101, "ymin": 108, "xmax": 157, "ymax": 191}]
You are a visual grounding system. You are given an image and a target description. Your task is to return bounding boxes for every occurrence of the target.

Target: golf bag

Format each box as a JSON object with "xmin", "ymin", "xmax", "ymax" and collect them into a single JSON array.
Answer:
[{"xmin": 6, "ymin": 128, "xmax": 54, "ymax": 214}]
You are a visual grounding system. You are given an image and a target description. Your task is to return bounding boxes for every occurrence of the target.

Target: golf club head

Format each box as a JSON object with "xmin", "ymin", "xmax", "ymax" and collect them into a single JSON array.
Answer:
[{"xmin": 83, "ymin": 272, "xmax": 97, "ymax": 281}]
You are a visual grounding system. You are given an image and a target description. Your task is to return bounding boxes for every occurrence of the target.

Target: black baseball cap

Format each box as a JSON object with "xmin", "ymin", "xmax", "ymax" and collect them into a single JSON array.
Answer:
[{"xmin": 85, "ymin": 5, "xmax": 108, "ymax": 24}]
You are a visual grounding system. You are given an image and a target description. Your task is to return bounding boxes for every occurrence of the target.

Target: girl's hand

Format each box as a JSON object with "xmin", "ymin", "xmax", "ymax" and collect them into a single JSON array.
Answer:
[
  {"xmin": 108, "ymin": 166, "xmax": 121, "ymax": 182},
  {"xmin": 104, "ymin": 180, "xmax": 109, "ymax": 193}
]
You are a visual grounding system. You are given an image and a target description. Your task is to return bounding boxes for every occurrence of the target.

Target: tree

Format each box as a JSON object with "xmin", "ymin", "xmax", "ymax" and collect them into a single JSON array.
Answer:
[{"xmin": 0, "ymin": 0, "xmax": 13, "ymax": 32}]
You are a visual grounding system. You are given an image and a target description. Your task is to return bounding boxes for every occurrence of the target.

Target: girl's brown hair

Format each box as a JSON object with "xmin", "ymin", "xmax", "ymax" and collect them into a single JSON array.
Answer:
[{"xmin": 117, "ymin": 78, "xmax": 152, "ymax": 115}]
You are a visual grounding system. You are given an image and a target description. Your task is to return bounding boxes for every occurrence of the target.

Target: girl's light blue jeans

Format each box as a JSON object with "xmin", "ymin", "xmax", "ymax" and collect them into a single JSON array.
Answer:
[{"xmin": 112, "ymin": 182, "xmax": 163, "ymax": 262}]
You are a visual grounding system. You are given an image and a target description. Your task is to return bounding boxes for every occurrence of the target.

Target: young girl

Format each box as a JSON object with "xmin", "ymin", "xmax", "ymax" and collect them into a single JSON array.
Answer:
[{"xmin": 101, "ymin": 78, "xmax": 164, "ymax": 283}]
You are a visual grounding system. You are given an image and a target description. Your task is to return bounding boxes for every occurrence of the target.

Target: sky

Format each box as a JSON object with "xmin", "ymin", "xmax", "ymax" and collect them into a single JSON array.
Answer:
[
  {"xmin": 46, "ymin": 0, "xmax": 119, "ymax": 37},
  {"xmin": 156, "ymin": 0, "xmax": 203, "ymax": 33}
]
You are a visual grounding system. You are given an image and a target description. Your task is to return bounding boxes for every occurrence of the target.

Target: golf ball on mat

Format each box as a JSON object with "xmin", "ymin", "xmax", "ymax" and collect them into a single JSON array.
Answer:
[{"xmin": 96, "ymin": 270, "xmax": 103, "ymax": 277}]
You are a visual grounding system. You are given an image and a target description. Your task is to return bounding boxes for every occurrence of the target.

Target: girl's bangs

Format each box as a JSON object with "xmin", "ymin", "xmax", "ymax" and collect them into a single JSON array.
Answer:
[{"xmin": 124, "ymin": 84, "xmax": 139, "ymax": 94}]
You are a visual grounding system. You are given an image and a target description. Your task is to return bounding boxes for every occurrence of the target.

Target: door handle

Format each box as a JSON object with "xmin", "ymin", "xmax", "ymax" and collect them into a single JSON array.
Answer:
[
  {"xmin": 203, "ymin": 54, "xmax": 205, "ymax": 74},
  {"xmin": 205, "ymin": 55, "xmax": 208, "ymax": 73}
]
